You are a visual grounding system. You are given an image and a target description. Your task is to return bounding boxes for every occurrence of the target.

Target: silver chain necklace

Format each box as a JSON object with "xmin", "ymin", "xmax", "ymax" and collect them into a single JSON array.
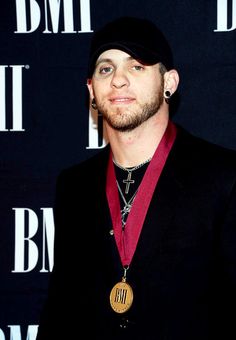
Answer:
[
  {"xmin": 116, "ymin": 180, "xmax": 138, "ymax": 229},
  {"xmin": 113, "ymin": 157, "xmax": 152, "ymax": 194}
]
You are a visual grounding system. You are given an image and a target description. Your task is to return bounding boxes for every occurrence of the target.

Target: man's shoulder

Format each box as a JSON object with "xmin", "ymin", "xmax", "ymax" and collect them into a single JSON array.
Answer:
[
  {"xmin": 176, "ymin": 124, "xmax": 236, "ymax": 161},
  {"xmin": 172, "ymin": 124, "xmax": 236, "ymax": 182},
  {"xmin": 57, "ymin": 144, "xmax": 110, "ymax": 182}
]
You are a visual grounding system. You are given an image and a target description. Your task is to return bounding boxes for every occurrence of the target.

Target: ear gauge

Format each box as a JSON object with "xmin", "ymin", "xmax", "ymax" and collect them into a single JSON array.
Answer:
[
  {"xmin": 164, "ymin": 89, "xmax": 172, "ymax": 103},
  {"xmin": 91, "ymin": 98, "xmax": 98, "ymax": 110}
]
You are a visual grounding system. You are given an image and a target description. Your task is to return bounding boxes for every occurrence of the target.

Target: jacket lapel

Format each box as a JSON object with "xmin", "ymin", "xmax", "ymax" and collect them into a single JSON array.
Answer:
[{"xmin": 131, "ymin": 128, "xmax": 189, "ymax": 273}]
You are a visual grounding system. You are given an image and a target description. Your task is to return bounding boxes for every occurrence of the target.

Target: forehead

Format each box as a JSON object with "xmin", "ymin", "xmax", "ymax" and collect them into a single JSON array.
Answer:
[{"xmin": 96, "ymin": 49, "xmax": 135, "ymax": 65}]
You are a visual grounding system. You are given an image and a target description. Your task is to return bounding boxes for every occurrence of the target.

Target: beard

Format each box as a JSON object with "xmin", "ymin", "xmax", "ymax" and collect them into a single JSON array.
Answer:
[{"xmin": 96, "ymin": 85, "xmax": 164, "ymax": 132}]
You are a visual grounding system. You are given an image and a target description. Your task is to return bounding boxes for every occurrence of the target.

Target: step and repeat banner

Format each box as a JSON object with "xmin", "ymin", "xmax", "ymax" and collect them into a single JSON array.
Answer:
[{"xmin": 0, "ymin": 0, "xmax": 235, "ymax": 339}]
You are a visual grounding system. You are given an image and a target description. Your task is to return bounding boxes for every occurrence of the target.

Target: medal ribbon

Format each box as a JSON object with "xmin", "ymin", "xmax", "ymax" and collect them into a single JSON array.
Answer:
[{"xmin": 106, "ymin": 120, "xmax": 177, "ymax": 267}]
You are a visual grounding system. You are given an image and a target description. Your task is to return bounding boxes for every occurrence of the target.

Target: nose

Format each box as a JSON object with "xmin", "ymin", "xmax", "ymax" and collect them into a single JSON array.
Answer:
[{"xmin": 111, "ymin": 67, "xmax": 130, "ymax": 89}]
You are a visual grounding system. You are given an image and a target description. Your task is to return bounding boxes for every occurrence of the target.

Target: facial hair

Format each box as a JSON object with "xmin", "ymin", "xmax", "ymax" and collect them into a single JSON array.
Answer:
[{"xmin": 96, "ymin": 82, "xmax": 164, "ymax": 132}]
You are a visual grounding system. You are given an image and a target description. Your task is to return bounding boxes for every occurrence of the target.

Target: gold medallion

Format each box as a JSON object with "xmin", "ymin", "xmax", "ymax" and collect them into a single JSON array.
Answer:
[{"xmin": 110, "ymin": 280, "xmax": 133, "ymax": 313}]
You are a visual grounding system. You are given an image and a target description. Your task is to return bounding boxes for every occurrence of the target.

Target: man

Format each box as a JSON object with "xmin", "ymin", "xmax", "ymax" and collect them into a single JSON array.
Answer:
[{"xmin": 36, "ymin": 17, "xmax": 236, "ymax": 340}]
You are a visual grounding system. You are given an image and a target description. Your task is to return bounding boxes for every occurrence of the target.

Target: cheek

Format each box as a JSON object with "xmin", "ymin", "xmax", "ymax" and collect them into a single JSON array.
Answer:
[
  {"xmin": 136, "ymin": 79, "xmax": 160, "ymax": 99},
  {"xmin": 93, "ymin": 85, "xmax": 110, "ymax": 102},
  {"xmin": 149, "ymin": 77, "xmax": 164, "ymax": 96}
]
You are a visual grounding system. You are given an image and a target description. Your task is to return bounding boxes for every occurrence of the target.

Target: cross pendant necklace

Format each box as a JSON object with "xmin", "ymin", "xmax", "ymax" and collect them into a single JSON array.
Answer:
[
  {"xmin": 113, "ymin": 156, "xmax": 152, "ymax": 195},
  {"xmin": 123, "ymin": 172, "xmax": 134, "ymax": 194}
]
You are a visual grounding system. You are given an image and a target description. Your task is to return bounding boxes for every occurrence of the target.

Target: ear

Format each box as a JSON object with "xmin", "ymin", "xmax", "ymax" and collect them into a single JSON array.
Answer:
[
  {"xmin": 86, "ymin": 78, "xmax": 94, "ymax": 98},
  {"xmin": 163, "ymin": 69, "xmax": 179, "ymax": 95}
]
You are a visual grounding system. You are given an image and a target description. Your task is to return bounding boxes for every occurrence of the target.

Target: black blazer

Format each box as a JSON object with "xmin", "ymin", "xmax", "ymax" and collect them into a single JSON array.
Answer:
[{"xmin": 36, "ymin": 124, "xmax": 236, "ymax": 340}]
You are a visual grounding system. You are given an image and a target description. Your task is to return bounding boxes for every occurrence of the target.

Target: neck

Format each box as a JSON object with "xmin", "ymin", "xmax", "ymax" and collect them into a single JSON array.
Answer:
[{"xmin": 106, "ymin": 113, "xmax": 169, "ymax": 168}]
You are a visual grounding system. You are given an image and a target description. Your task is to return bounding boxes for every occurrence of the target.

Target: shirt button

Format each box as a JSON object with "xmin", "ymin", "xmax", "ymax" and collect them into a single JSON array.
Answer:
[{"xmin": 119, "ymin": 318, "xmax": 129, "ymax": 329}]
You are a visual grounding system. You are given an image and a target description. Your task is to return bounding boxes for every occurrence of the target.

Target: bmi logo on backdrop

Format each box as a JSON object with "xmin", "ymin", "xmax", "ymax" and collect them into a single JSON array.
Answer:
[{"xmin": 0, "ymin": 0, "xmax": 235, "ymax": 144}]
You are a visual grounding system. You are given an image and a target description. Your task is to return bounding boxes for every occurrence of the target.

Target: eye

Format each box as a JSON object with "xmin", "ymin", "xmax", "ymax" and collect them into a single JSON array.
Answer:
[
  {"xmin": 99, "ymin": 66, "xmax": 113, "ymax": 75},
  {"xmin": 132, "ymin": 65, "xmax": 144, "ymax": 71},
  {"xmin": 94, "ymin": 64, "xmax": 114, "ymax": 78},
  {"xmin": 99, "ymin": 66, "xmax": 112, "ymax": 74}
]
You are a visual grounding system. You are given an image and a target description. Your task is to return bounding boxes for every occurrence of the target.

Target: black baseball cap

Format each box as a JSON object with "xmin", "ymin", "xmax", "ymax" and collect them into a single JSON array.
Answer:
[{"xmin": 87, "ymin": 16, "xmax": 174, "ymax": 78}]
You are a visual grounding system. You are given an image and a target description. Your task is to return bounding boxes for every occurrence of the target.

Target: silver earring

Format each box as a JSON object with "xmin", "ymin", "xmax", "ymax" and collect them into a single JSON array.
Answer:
[{"xmin": 91, "ymin": 98, "xmax": 97, "ymax": 110}]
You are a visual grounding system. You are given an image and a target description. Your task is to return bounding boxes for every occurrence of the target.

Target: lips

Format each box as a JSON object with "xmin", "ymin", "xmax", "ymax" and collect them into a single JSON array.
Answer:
[{"xmin": 109, "ymin": 96, "xmax": 135, "ymax": 104}]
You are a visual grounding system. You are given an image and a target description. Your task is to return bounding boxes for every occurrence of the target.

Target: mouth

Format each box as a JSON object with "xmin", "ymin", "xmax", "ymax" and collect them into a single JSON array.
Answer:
[{"xmin": 109, "ymin": 97, "xmax": 135, "ymax": 105}]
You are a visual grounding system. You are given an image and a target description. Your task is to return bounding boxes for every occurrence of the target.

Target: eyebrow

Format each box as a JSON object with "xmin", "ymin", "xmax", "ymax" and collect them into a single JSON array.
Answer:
[{"xmin": 95, "ymin": 56, "xmax": 135, "ymax": 67}]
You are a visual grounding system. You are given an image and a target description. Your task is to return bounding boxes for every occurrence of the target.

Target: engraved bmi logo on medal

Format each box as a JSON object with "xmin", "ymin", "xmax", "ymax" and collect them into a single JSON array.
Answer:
[{"xmin": 110, "ymin": 266, "xmax": 133, "ymax": 313}]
